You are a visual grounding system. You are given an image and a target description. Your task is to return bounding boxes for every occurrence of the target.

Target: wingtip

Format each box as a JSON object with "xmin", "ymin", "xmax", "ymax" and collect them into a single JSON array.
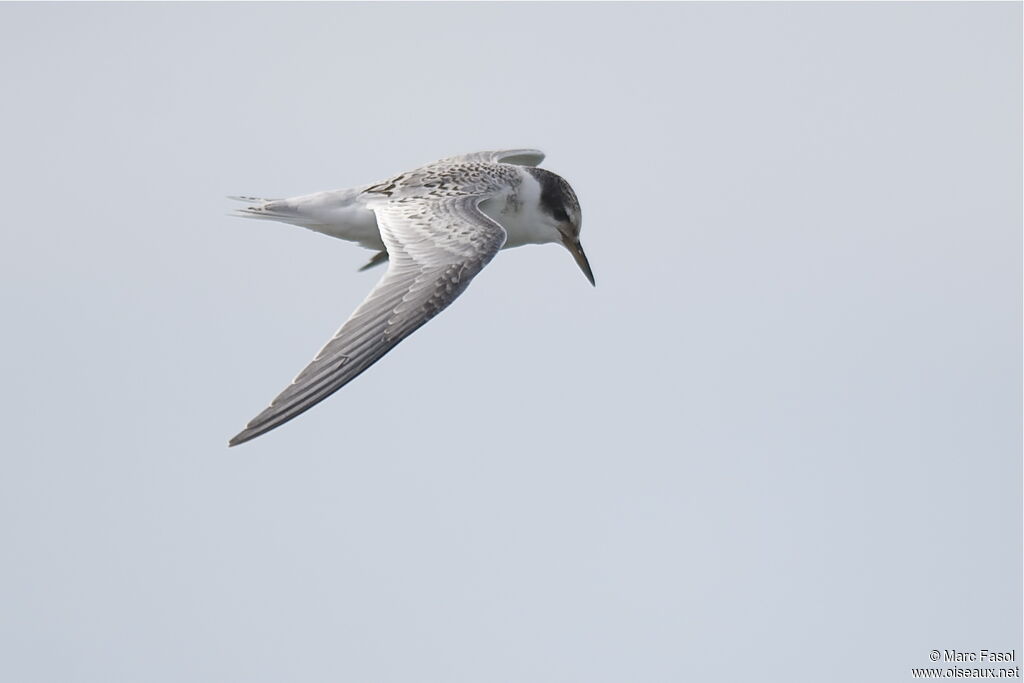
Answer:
[{"xmin": 358, "ymin": 250, "xmax": 390, "ymax": 272}]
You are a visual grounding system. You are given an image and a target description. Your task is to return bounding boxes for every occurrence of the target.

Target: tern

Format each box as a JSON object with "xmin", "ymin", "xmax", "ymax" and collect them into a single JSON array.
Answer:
[{"xmin": 228, "ymin": 149, "xmax": 593, "ymax": 446}]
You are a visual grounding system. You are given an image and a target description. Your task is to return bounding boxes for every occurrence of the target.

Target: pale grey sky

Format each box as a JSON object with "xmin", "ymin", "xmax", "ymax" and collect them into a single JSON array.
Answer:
[{"xmin": 0, "ymin": 3, "xmax": 1020, "ymax": 682}]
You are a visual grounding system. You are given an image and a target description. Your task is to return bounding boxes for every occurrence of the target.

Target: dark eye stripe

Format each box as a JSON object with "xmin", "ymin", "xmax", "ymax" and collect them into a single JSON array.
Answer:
[{"xmin": 525, "ymin": 167, "xmax": 579, "ymax": 223}]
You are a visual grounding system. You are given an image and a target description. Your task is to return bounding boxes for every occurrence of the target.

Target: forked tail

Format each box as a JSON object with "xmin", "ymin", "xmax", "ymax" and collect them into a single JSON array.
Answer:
[{"xmin": 227, "ymin": 195, "xmax": 302, "ymax": 221}]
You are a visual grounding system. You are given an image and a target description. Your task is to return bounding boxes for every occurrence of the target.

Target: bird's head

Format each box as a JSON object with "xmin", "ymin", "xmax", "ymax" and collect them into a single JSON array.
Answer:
[{"xmin": 527, "ymin": 167, "xmax": 595, "ymax": 286}]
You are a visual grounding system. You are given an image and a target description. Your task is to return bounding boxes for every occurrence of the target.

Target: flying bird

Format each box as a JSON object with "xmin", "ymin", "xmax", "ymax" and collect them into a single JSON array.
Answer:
[{"xmin": 228, "ymin": 149, "xmax": 593, "ymax": 446}]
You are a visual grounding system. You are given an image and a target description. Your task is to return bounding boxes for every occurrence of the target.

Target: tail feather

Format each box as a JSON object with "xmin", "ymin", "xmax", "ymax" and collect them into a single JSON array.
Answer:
[
  {"xmin": 228, "ymin": 196, "xmax": 304, "ymax": 222},
  {"xmin": 230, "ymin": 207, "xmax": 295, "ymax": 220},
  {"xmin": 226, "ymin": 189, "xmax": 383, "ymax": 250},
  {"xmin": 227, "ymin": 195, "xmax": 281, "ymax": 204}
]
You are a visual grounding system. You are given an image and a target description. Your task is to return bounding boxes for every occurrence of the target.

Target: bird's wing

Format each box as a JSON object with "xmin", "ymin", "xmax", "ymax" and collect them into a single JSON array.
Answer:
[
  {"xmin": 441, "ymin": 149, "xmax": 545, "ymax": 167},
  {"xmin": 229, "ymin": 194, "xmax": 506, "ymax": 446}
]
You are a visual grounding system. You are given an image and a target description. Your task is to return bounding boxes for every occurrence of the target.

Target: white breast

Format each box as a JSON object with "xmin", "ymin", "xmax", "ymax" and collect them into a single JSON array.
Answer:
[{"xmin": 479, "ymin": 170, "xmax": 561, "ymax": 250}]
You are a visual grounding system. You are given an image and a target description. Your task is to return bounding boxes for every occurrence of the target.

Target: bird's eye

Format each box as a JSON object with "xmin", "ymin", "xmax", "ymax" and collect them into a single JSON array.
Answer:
[{"xmin": 553, "ymin": 207, "xmax": 569, "ymax": 222}]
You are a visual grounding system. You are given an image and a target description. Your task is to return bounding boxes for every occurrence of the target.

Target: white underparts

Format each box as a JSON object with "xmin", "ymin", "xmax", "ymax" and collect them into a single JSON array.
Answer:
[{"xmin": 479, "ymin": 170, "xmax": 561, "ymax": 249}]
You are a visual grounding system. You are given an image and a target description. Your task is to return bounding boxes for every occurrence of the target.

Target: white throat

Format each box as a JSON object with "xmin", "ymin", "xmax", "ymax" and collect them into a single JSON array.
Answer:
[{"xmin": 479, "ymin": 169, "xmax": 561, "ymax": 250}]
